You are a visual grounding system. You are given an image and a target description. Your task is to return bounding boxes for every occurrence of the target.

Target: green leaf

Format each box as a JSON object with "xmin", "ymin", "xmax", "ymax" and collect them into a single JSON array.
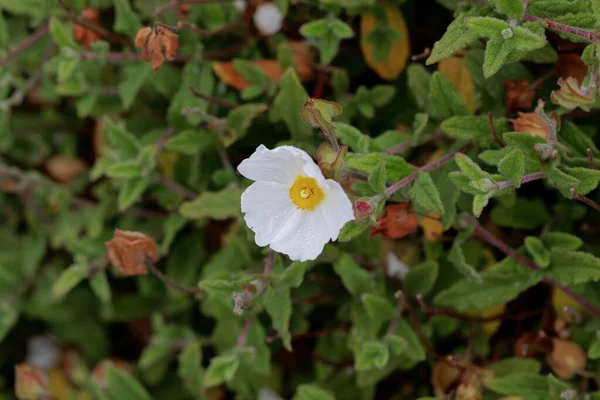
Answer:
[
  {"xmin": 0, "ymin": 305, "xmax": 20, "ymax": 343},
  {"xmin": 333, "ymin": 253, "xmax": 374, "ymax": 296},
  {"xmin": 104, "ymin": 120, "xmax": 141, "ymax": 158},
  {"xmin": 106, "ymin": 364, "xmax": 152, "ymax": 400},
  {"xmin": 345, "ymin": 153, "xmax": 415, "ymax": 181},
  {"xmin": 551, "ymin": 12, "xmax": 596, "ymax": 43},
  {"xmin": 179, "ymin": 188, "xmax": 242, "ymax": 220},
  {"xmin": 588, "ymin": 338, "xmax": 600, "ymax": 359},
  {"xmin": 483, "ymin": 37, "xmax": 514, "ymax": 78},
  {"xmin": 338, "ymin": 220, "xmax": 370, "ymax": 242},
  {"xmin": 112, "ymin": 0, "xmax": 142, "ymax": 38},
  {"xmin": 454, "ymin": 153, "xmax": 492, "ymax": 181},
  {"xmin": 546, "ymin": 249, "xmax": 600, "ymax": 285},
  {"xmin": 563, "ymin": 166, "xmax": 600, "ymax": 195},
  {"xmin": 395, "ymin": 319, "xmax": 426, "ymax": 361},
  {"xmin": 503, "ymin": 131, "xmax": 546, "ymax": 159},
  {"xmin": 178, "ymin": 341, "xmax": 203, "ymax": 395},
  {"xmin": 119, "ymin": 64, "xmax": 153, "ymax": 110},
  {"xmin": 52, "ymin": 263, "xmax": 87, "ymax": 299},
  {"xmin": 271, "ymin": 68, "xmax": 311, "ymax": 139},
  {"xmin": 490, "ymin": 197, "xmax": 550, "ymax": 229},
  {"xmin": 265, "ymin": 286, "xmax": 293, "ymax": 351},
  {"xmin": 164, "ymin": 129, "xmax": 216, "ymax": 155},
  {"xmin": 543, "ymin": 232, "xmax": 583, "ymax": 250},
  {"xmin": 203, "ymin": 354, "xmax": 240, "ymax": 388},
  {"xmin": 525, "ymin": 237, "xmax": 551, "ymax": 268},
  {"xmin": 279, "ymin": 262, "xmax": 308, "ymax": 288},
  {"xmin": 404, "ymin": 261, "xmax": 439, "ymax": 297},
  {"xmin": 118, "ymin": 177, "xmax": 149, "ymax": 211},
  {"xmin": 427, "ymin": 16, "xmax": 480, "ymax": 64},
  {"xmin": 105, "ymin": 160, "xmax": 141, "ymax": 179},
  {"xmin": 449, "ymin": 242, "xmax": 482, "ymax": 282},
  {"xmin": 383, "ymin": 334, "xmax": 407, "ymax": 355},
  {"xmin": 512, "ymin": 26, "xmax": 547, "ymax": 51},
  {"xmin": 441, "ymin": 115, "xmax": 509, "ymax": 146},
  {"xmin": 409, "ymin": 172, "xmax": 445, "ymax": 215},
  {"xmin": 487, "ymin": 373, "xmax": 549, "ymax": 399},
  {"xmin": 336, "ymin": 123, "xmax": 379, "ymax": 153},
  {"xmin": 169, "ymin": 63, "xmax": 215, "ymax": 126},
  {"xmin": 429, "ymin": 72, "xmax": 469, "ymax": 120},
  {"xmin": 355, "ymin": 341, "xmax": 390, "ymax": 371},
  {"xmin": 472, "ymin": 193, "xmax": 492, "ymax": 217},
  {"xmin": 490, "ymin": 0, "xmax": 524, "ymax": 19},
  {"xmin": 407, "ymin": 64, "xmax": 432, "ymax": 111},
  {"xmin": 548, "ymin": 374, "xmax": 574, "ymax": 400},
  {"xmin": 488, "ymin": 357, "xmax": 541, "ymax": 377},
  {"xmin": 498, "ymin": 149, "xmax": 525, "ymax": 187},
  {"xmin": 467, "ymin": 17, "xmax": 509, "ymax": 38},
  {"xmin": 361, "ymin": 293, "xmax": 395, "ymax": 321},
  {"xmin": 50, "ymin": 17, "xmax": 77, "ymax": 48},
  {"xmin": 292, "ymin": 384, "xmax": 335, "ymax": 400},
  {"xmin": 434, "ymin": 258, "xmax": 542, "ymax": 311},
  {"xmin": 368, "ymin": 161, "xmax": 387, "ymax": 195},
  {"xmin": 299, "ymin": 19, "xmax": 329, "ymax": 37},
  {"xmin": 370, "ymin": 85, "xmax": 396, "ymax": 107},
  {"xmin": 226, "ymin": 104, "xmax": 268, "ymax": 147},
  {"xmin": 90, "ymin": 270, "xmax": 111, "ymax": 303}
]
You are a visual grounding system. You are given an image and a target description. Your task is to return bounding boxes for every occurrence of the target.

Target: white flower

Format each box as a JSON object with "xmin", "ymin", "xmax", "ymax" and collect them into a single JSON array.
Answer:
[
  {"xmin": 25, "ymin": 335, "xmax": 59, "ymax": 370},
  {"xmin": 253, "ymin": 3, "xmax": 283, "ymax": 36},
  {"xmin": 238, "ymin": 145, "xmax": 354, "ymax": 261},
  {"xmin": 234, "ymin": 0, "xmax": 247, "ymax": 12},
  {"xmin": 258, "ymin": 388, "xmax": 284, "ymax": 400}
]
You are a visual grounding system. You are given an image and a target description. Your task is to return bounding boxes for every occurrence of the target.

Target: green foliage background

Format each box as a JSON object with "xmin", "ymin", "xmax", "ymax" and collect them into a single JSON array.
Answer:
[{"xmin": 1, "ymin": 0, "xmax": 600, "ymax": 399}]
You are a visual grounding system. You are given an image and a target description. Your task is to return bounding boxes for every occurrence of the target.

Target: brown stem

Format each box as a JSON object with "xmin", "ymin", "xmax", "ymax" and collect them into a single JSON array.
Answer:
[
  {"xmin": 399, "ymin": 291, "xmax": 441, "ymax": 361},
  {"xmin": 495, "ymin": 172, "xmax": 546, "ymax": 191},
  {"xmin": 157, "ymin": 175, "xmax": 196, "ymax": 199},
  {"xmin": 57, "ymin": 0, "xmax": 132, "ymax": 47},
  {"xmin": 411, "ymin": 48, "xmax": 431, "ymax": 61},
  {"xmin": 145, "ymin": 260, "xmax": 205, "ymax": 295},
  {"xmin": 468, "ymin": 219, "xmax": 600, "ymax": 319},
  {"xmin": 0, "ymin": 22, "xmax": 49, "ymax": 68},
  {"xmin": 386, "ymin": 144, "xmax": 470, "ymax": 196},
  {"xmin": 524, "ymin": 14, "xmax": 597, "ymax": 41},
  {"xmin": 386, "ymin": 291, "xmax": 405, "ymax": 335},
  {"xmin": 488, "ymin": 112, "xmax": 505, "ymax": 148},
  {"xmin": 571, "ymin": 188, "xmax": 600, "ymax": 213},
  {"xmin": 416, "ymin": 294, "xmax": 503, "ymax": 322},
  {"xmin": 236, "ymin": 315, "xmax": 254, "ymax": 347},
  {"xmin": 587, "ymin": 149, "xmax": 598, "ymax": 170},
  {"xmin": 385, "ymin": 132, "xmax": 446, "ymax": 155},
  {"xmin": 188, "ymin": 87, "xmax": 237, "ymax": 109},
  {"xmin": 263, "ymin": 251, "xmax": 275, "ymax": 278}
]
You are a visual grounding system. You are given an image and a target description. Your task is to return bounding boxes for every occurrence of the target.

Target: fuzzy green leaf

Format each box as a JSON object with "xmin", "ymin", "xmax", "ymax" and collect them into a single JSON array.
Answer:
[
  {"xmin": 409, "ymin": 172, "xmax": 445, "ymax": 215},
  {"xmin": 546, "ymin": 249, "xmax": 600, "ymax": 285},
  {"xmin": 333, "ymin": 253, "xmax": 375, "ymax": 296},
  {"xmin": 179, "ymin": 188, "xmax": 242, "ymax": 220},
  {"xmin": 265, "ymin": 286, "xmax": 293, "ymax": 351},
  {"xmin": 498, "ymin": 149, "xmax": 525, "ymax": 187},
  {"xmin": 203, "ymin": 354, "xmax": 240, "ymax": 387},
  {"xmin": 355, "ymin": 341, "xmax": 390, "ymax": 371},
  {"xmin": 271, "ymin": 68, "xmax": 311, "ymax": 138},
  {"xmin": 525, "ymin": 237, "xmax": 551, "ymax": 268},
  {"xmin": 362, "ymin": 293, "xmax": 395, "ymax": 321},
  {"xmin": 404, "ymin": 261, "xmax": 439, "ymax": 297},
  {"xmin": 490, "ymin": 0, "xmax": 524, "ymax": 19},
  {"xmin": 368, "ymin": 161, "xmax": 388, "ymax": 195},
  {"xmin": 106, "ymin": 364, "xmax": 152, "ymax": 400},
  {"xmin": 429, "ymin": 72, "xmax": 469, "ymax": 120},
  {"xmin": 427, "ymin": 16, "xmax": 480, "ymax": 64},
  {"xmin": 441, "ymin": 115, "xmax": 509, "ymax": 146}
]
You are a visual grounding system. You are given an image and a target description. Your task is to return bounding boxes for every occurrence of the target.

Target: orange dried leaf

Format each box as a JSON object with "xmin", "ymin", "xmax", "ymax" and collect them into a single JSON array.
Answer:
[
  {"xmin": 134, "ymin": 26, "xmax": 179, "ymax": 72},
  {"xmin": 45, "ymin": 155, "xmax": 88, "ymax": 183},
  {"xmin": 360, "ymin": 2, "xmax": 410, "ymax": 81},
  {"xmin": 105, "ymin": 229, "xmax": 159, "ymax": 276},
  {"xmin": 546, "ymin": 338, "xmax": 586, "ymax": 379},
  {"xmin": 370, "ymin": 203, "xmax": 418, "ymax": 239},
  {"xmin": 438, "ymin": 56, "xmax": 476, "ymax": 113},
  {"xmin": 289, "ymin": 40, "xmax": 314, "ymax": 80},
  {"xmin": 509, "ymin": 112, "xmax": 548, "ymax": 139},
  {"xmin": 72, "ymin": 8, "xmax": 101, "ymax": 49},
  {"xmin": 212, "ymin": 60, "xmax": 283, "ymax": 91}
]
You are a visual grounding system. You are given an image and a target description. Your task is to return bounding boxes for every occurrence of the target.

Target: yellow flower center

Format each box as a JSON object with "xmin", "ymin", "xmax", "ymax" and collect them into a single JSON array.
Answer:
[{"xmin": 289, "ymin": 176, "xmax": 325, "ymax": 211}]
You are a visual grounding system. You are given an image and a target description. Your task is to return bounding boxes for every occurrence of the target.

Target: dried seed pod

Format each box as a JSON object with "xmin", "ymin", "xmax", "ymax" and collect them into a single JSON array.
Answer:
[{"xmin": 546, "ymin": 338, "xmax": 586, "ymax": 379}]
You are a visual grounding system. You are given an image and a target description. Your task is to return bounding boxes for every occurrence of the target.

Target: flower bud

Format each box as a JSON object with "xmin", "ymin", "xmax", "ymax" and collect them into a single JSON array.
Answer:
[
  {"xmin": 353, "ymin": 197, "xmax": 377, "ymax": 219},
  {"xmin": 253, "ymin": 3, "xmax": 283, "ymax": 36},
  {"xmin": 15, "ymin": 363, "xmax": 49, "ymax": 400},
  {"xmin": 315, "ymin": 143, "xmax": 347, "ymax": 180},
  {"xmin": 501, "ymin": 28, "xmax": 513, "ymax": 39},
  {"xmin": 232, "ymin": 279, "xmax": 266, "ymax": 315},
  {"xmin": 551, "ymin": 77, "xmax": 594, "ymax": 111},
  {"xmin": 509, "ymin": 112, "xmax": 548, "ymax": 139}
]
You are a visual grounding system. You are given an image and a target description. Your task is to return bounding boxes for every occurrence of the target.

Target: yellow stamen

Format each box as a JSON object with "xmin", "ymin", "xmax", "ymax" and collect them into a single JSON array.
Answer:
[{"xmin": 289, "ymin": 176, "xmax": 325, "ymax": 211}]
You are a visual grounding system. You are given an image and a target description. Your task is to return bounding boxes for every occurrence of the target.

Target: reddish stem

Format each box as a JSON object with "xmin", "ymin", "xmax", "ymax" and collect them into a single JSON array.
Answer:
[
  {"xmin": 488, "ymin": 112, "xmax": 505, "ymax": 148},
  {"xmin": 0, "ymin": 22, "xmax": 49, "ymax": 68},
  {"xmin": 385, "ymin": 132, "xmax": 446, "ymax": 155},
  {"xmin": 571, "ymin": 188, "xmax": 600, "ymax": 213},
  {"xmin": 524, "ymin": 14, "xmax": 597, "ymax": 41},
  {"xmin": 587, "ymin": 149, "xmax": 598, "ymax": 170}
]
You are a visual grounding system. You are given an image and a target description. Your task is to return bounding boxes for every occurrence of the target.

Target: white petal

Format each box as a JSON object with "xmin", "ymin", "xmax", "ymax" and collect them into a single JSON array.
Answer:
[
  {"xmin": 241, "ymin": 181, "xmax": 298, "ymax": 247},
  {"xmin": 253, "ymin": 3, "xmax": 283, "ymax": 36},
  {"xmin": 269, "ymin": 210, "xmax": 330, "ymax": 262},
  {"xmin": 237, "ymin": 145, "xmax": 315, "ymax": 184},
  {"xmin": 318, "ymin": 179, "xmax": 355, "ymax": 240}
]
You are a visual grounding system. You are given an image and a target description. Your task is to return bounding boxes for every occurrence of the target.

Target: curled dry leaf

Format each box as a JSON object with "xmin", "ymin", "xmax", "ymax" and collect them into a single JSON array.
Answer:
[
  {"xmin": 72, "ymin": 8, "xmax": 101, "ymax": 49},
  {"xmin": 105, "ymin": 229, "xmax": 159, "ymax": 276},
  {"xmin": 45, "ymin": 155, "xmax": 88, "ymax": 184},
  {"xmin": 438, "ymin": 56, "xmax": 476, "ymax": 114},
  {"xmin": 551, "ymin": 76, "xmax": 594, "ymax": 111},
  {"xmin": 455, "ymin": 368, "xmax": 483, "ymax": 400},
  {"xmin": 509, "ymin": 112, "xmax": 548, "ymax": 139},
  {"xmin": 360, "ymin": 2, "xmax": 410, "ymax": 81},
  {"xmin": 15, "ymin": 363, "xmax": 49, "ymax": 400},
  {"xmin": 418, "ymin": 212, "xmax": 443, "ymax": 242},
  {"xmin": 546, "ymin": 338, "xmax": 586, "ymax": 379},
  {"xmin": 213, "ymin": 60, "xmax": 283, "ymax": 91},
  {"xmin": 370, "ymin": 203, "xmax": 418, "ymax": 239},
  {"xmin": 431, "ymin": 359, "xmax": 462, "ymax": 397},
  {"xmin": 504, "ymin": 79, "xmax": 535, "ymax": 112},
  {"xmin": 135, "ymin": 25, "xmax": 179, "ymax": 72}
]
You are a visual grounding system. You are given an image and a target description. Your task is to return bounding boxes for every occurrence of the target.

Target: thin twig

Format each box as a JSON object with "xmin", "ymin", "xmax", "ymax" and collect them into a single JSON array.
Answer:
[
  {"xmin": 488, "ymin": 112, "xmax": 505, "ymax": 148},
  {"xmin": 263, "ymin": 251, "xmax": 275, "ymax": 278},
  {"xmin": 217, "ymin": 147, "xmax": 236, "ymax": 174},
  {"xmin": 157, "ymin": 175, "xmax": 196, "ymax": 199},
  {"xmin": 386, "ymin": 144, "xmax": 470, "ymax": 196},
  {"xmin": 398, "ymin": 291, "xmax": 440, "ymax": 361},
  {"xmin": 386, "ymin": 291, "xmax": 405, "ymax": 335},
  {"xmin": 587, "ymin": 149, "xmax": 598, "ymax": 170},
  {"xmin": 495, "ymin": 172, "xmax": 546, "ymax": 191},
  {"xmin": 236, "ymin": 315, "xmax": 254, "ymax": 347},
  {"xmin": 0, "ymin": 71, "xmax": 43, "ymax": 110},
  {"xmin": 144, "ymin": 260, "xmax": 205, "ymax": 295},
  {"xmin": 189, "ymin": 87, "xmax": 238, "ymax": 109},
  {"xmin": 524, "ymin": 14, "xmax": 597, "ymax": 41},
  {"xmin": 153, "ymin": 0, "xmax": 236, "ymax": 19},
  {"xmin": 416, "ymin": 294, "xmax": 503, "ymax": 322},
  {"xmin": 411, "ymin": 48, "xmax": 431, "ymax": 61},
  {"xmin": 0, "ymin": 22, "xmax": 49, "ymax": 68},
  {"xmin": 467, "ymin": 219, "xmax": 600, "ymax": 319},
  {"xmin": 57, "ymin": 0, "xmax": 132, "ymax": 47},
  {"xmin": 385, "ymin": 132, "xmax": 446, "ymax": 155},
  {"xmin": 571, "ymin": 188, "xmax": 600, "ymax": 213}
]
